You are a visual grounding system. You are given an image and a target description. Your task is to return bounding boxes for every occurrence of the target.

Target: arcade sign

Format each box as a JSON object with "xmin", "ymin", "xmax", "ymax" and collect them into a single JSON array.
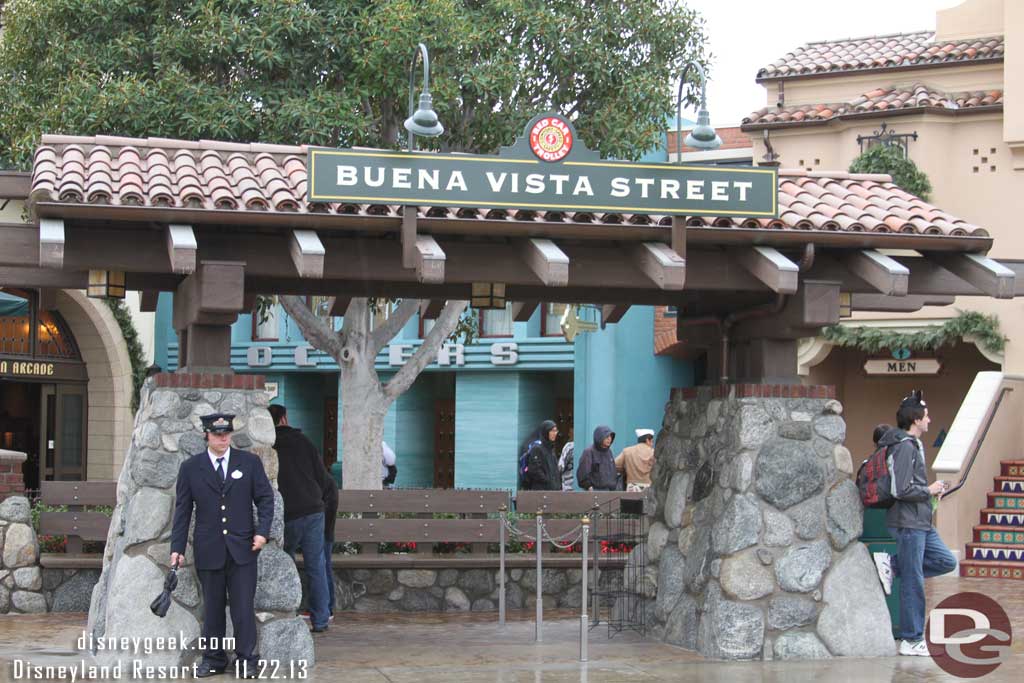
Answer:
[{"xmin": 308, "ymin": 113, "xmax": 777, "ymax": 218}]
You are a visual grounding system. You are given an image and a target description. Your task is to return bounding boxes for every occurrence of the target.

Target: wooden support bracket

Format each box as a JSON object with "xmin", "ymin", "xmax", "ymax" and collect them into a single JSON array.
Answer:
[
  {"xmin": 736, "ymin": 246, "xmax": 799, "ymax": 294},
  {"xmin": 847, "ymin": 249, "xmax": 909, "ymax": 296},
  {"xmin": 39, "ymin": 218, "xmax": 65, "ymax": 268},
  {"xmin": 633, "ymin": 242, "xmax": 686, "ymax": 290},
  {"xmin": 290, "ymin": 229, "xmax": 326, "ymax": 278},
  {"xmin": 166, "ymin": 224, "xmax": 197, "ymax": 275}
]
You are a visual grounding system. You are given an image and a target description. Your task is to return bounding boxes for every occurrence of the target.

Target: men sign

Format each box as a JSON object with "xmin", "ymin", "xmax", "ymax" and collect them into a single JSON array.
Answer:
[{"xmin": 308, "ymin": 113, "xmax": 777, "ymax": 218}]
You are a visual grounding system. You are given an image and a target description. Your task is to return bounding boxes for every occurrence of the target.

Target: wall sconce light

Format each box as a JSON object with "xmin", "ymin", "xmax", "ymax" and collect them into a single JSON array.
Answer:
[
  {"xmin": 87, "ymin": 270, "xmax": 126, "ymax": 299},
  {"xmin": 471, "ymin": 282, "xmax": 506, "ymax": 309}
]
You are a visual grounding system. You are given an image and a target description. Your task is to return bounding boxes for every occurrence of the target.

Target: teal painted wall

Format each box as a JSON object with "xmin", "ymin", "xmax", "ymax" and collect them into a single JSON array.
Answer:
[
  {"xmin": 454, "ymin": 373, "xmax": 519, "ymax": 490},
  {"xmin": 390, "ymin": 374, "xmax": 438, "ymax": 488},
  {"xmin": 272, "ymin": 373, "xmax": 328, "ymax": 456},
  {"xmin": 574, "ymin": 307, "xmax": 691, "ymax": 459}
]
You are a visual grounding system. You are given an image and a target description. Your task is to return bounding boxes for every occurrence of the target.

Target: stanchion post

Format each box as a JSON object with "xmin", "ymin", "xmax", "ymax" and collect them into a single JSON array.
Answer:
[
  {"xmin": 535, "ymin": 508, "xmax": 543, "ymax": 642},
  {"xmin": 580, "ymin": 515, "xmax": 590, "ymax": 663},
  {"xmin": 499, "ymin": 503, "xmax": 507, "ymax": 628},
  {"xmin": 591, "ymin": 506, "xmax": 600, "ymax": 625}
]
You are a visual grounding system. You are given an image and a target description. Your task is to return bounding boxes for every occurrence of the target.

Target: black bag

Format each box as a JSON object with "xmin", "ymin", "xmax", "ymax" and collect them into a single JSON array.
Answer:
[
  {"xmin": 383, "ymin": 463, "xmax": 398, "ymax": 486},
  {"xmin": 149, "ymin": 565, "xmax": 179, "ymax": 618}
]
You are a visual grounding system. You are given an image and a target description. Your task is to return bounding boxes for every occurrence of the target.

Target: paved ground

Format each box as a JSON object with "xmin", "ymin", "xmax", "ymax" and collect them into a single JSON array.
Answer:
[{"xmin": 0, "ymin": 575, "xmax": 1020, "ymax": 681}]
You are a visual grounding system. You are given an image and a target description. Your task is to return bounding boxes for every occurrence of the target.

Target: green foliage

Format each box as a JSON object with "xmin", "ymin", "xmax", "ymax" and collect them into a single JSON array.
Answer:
[
  {"xmin": 0, "ymin": 0, "xmax": 707, "ymax": 167},
  {"xmin": 848, "ymin": 144, "xmax": 932, "ymax": 201},
  {"xmin": 822, "ymin": 310, "xmax": 1005, "ymax": 355},
  {"xmin": 104, "ymin": 298, "xmax": 147, "ymax": 411}
]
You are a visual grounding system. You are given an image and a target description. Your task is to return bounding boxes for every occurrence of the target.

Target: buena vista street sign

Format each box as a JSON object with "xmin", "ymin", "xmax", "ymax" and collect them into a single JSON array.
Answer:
[{"xmin": 308, "ymin": 113, "xmax": 777, "ymax": 217}]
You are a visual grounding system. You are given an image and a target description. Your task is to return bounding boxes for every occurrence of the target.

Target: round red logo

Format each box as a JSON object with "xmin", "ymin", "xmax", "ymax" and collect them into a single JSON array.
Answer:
[
  {"xmin": 529, "ymin": 117, "xmax": 573, "ymax": 162},
  {"xmin": 926, "ymin": 591, "xmax": 1012, "ymax": 678}
]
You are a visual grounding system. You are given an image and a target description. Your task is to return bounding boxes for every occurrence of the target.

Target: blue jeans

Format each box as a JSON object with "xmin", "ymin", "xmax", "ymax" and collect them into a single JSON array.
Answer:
[
  {"xmin": 888, "ymin": 526, "xmax": 957, "ymax": 641},
  {"xmin": 322, "ymin": 539, "xmax": 335, "ymax": 615},
  {"xmin": 284, "ymin": 512, "xmax": 330, "ymax": 629}
]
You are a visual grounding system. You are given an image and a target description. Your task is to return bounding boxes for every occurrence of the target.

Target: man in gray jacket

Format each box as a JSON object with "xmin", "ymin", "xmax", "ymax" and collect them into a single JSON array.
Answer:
[{"xmin": 873, "ymin": 390, "xmax": 957, "ymax": 657}]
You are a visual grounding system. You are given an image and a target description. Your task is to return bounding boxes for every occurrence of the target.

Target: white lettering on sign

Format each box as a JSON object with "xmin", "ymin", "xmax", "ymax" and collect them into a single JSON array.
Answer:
[
  {"xmin": 490, "ymin": 342, "xmax": 519, "ymax": 366},
  {"xmin": 437, "ymin": 343, "xmax": 466, "ymax": 367},
  {"xmin": 294, "ymin": 345, "xmax": 317, "ymax": 367},
  {"xmin": 389, "ymin": 343, "xmax": 411, "ymax": 366},
  {"xmin": 247, "ymin": 346, "xmax": 272, "ymax": 367},
  {"xmin": 863, "ymin": 359, "xmax": 941, "ymax": 375}
]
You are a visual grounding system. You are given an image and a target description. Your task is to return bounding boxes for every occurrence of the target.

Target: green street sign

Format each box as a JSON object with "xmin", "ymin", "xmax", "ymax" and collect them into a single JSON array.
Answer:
[{"xmin": 308, "ymin": 113, "xmax": 777, "ymax": 217}]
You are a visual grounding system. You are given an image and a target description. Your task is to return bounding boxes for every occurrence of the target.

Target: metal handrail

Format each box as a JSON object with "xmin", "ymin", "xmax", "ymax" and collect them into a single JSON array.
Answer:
[{"xmin": 943, "ymin": 386, "xmax": 1014, "ymax": 498}]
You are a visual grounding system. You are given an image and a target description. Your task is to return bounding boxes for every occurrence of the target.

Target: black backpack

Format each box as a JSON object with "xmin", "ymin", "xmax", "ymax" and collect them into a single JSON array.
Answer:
[{"xmin": 383, "ymin": 464, "xmax": 398, "ymax": 487}]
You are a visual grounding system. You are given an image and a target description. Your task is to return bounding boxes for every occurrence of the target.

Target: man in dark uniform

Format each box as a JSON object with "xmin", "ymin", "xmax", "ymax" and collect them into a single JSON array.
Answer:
[{"xmin": 170, "ymin": 414, "xmax": 274, "ymax": 678}]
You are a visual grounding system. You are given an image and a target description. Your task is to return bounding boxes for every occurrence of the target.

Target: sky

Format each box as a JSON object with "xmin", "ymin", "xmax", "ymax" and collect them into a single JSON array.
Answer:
[{"xmin": 679, "ymin": 0, "xmax": 967, "ymax": 126}]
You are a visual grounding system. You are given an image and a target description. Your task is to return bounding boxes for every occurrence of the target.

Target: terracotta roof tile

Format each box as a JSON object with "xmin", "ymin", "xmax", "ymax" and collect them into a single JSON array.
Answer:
[
  {"xmin": 27, "ymin": 134, "xmax": 988, "ymax": 239},
  {"xmin": 744, "ymin": 84, "xmax": 1002, "ymax": 128},
  {"xmin": 758, "ymin": 31, "xmax": 1004, "ymax": 80}
]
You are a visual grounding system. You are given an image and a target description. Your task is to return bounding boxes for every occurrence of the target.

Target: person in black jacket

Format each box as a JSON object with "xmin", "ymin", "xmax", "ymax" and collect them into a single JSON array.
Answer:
[
  {"xmin": 577, "ymin": 425, "xmax": 618, "ymax": 491},
  {"xmin": 269, "ymin": 404, "xmax": 331, "ymax": 633},
  {"xmin": 524, "ymin": 420, "xmax": 561, "ymax": 490},
  {"xmin": 170, "ymin": 414, "xmax": 273, "ymax": 678}
]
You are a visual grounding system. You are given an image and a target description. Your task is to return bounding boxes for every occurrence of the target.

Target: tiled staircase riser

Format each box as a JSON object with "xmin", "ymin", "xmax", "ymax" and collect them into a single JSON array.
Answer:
[{"xmin": 961, "ymin": 460, "xmax": 1024, "ymax": 580}]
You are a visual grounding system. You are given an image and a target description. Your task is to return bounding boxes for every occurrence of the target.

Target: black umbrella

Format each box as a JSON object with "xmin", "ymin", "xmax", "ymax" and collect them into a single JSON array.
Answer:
[{"xmin": 149, "ymin": 565, "xmax": 179, "ymax": 618}]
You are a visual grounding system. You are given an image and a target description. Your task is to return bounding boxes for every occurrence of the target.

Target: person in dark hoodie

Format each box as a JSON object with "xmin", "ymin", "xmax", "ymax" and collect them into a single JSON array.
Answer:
[
  {"xmin": 269, "ymin": 404, "xmax": 331, "ymax": 633},
  {"xmin": 577, "ymin": 426, "xmax": 618, "ymax": 491},
  {"xmin": 871, "ymin": 391, "xmax": 956, "ymax": 657},
  {"xmin": 523, "ymin": 420, "xmax": 561, "ymax": 490}
]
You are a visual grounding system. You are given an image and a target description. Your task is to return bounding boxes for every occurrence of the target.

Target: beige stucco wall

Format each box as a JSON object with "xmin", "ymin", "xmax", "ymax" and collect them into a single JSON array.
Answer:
[{"xmin": 937, "ymin": 0, "xmax": 1005, "ymax": 41}]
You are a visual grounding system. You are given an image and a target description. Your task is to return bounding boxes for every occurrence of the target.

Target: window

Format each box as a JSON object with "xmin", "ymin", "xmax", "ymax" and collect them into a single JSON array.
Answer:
[
  {"xmin": 541, "ymin": 303, "xmax": 567, "ymax": 337},
  {"xmin": 252, "ymin": 297, "xmax": 279, "ymax": 341},
  {"xmin": 479, "ymin": 303, "xmax": 513, "ymax": 337}
]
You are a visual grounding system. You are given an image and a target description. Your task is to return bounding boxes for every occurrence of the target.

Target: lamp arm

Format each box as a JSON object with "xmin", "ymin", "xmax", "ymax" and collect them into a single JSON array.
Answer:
[
  {"xmin": 675, "ymin": 62, "xmax": 707, "ymax": 163},
  {"xmin": 407, "ymin": 43, "xmax": 431, "ymax": 150}
]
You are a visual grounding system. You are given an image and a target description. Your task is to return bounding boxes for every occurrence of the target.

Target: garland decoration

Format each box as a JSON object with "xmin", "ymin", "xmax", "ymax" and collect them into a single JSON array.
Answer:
[
  {"xmin": 104, "ymin": 299, "xmax": 148, "ymax": 411},
  {"xmin": 821, "ymin": 310, "xmax": 1005, "ymax": 356}
]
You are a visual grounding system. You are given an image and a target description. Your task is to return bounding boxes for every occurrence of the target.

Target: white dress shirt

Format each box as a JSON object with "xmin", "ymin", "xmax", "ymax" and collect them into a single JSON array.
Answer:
[{"xmin": 208, "ymin": 447, "xmax": 231, "ymax": 480}]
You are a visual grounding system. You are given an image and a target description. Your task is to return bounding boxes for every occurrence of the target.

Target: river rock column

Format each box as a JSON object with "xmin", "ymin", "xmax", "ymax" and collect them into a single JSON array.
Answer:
[
  {"xmin": 648, "ymin": 384, "xmax": 895, "ymax": 660},
  {"xmin": 86, "ymin": 373, "xmax": 313, "ymax": 668}
]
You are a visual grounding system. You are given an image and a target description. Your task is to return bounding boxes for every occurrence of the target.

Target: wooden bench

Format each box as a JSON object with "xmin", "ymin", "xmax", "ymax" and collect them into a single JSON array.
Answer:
[{"xmin": 37, "ymin": 480, "xmax": 116, "ymax": 569}]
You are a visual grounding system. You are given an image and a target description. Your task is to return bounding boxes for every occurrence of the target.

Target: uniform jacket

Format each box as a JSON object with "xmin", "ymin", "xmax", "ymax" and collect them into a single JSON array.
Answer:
[
  {"xmin": 879, "ymin": 428, "xmax": 933, "ymax": 531},
  {"xmin": 171, "ymin": 447, "xmax": 275, "ymax": 571}
]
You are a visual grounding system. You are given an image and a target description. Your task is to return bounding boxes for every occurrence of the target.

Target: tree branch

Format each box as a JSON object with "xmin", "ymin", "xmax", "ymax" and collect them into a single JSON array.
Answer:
[
  {"xmin": 384, "ymin": 300, "xmax": 468, "ymax": 400},
  {"xmin": 369, "ymin": 298, "xmax": 421, "ymax": 355},
  {"xmin": 279, "ymin": 295, "xmax": 344, "ymax": 356}
]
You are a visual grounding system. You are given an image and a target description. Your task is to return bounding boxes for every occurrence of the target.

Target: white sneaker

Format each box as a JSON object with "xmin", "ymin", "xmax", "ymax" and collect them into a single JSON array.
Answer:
[
  {"xmin": 873, "ymin": 552, "xmax": 893, "ymax": 596},
  {"xmin": 899, "ymin": 639, "xmax": 930, "ymax": 657}
]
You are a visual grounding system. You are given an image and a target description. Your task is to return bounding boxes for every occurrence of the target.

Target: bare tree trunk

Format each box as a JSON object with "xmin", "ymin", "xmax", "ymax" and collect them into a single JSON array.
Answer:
[{"xmin": 279, "ymin": 294, "xmax": 468, "ymax": 490}]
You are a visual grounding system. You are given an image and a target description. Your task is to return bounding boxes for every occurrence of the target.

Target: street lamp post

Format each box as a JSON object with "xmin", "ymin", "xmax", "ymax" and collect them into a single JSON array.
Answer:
[
  {"xmin": 404, "ymin": 43, "xmax": 444, "ymax": 150},
  {"xmin": 675, "ymin": 63, "xmax": 721, "ymax": 161}
]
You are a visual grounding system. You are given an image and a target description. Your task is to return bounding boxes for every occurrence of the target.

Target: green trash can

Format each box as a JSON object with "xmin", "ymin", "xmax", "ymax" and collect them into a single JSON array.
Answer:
[{"xmin": 861, "ymin": 508, "xmax": 900, "ymax": 637}]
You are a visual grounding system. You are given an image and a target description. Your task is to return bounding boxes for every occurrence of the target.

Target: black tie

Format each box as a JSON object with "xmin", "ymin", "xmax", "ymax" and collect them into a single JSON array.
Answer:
[{"xmin": 216, "ymin": 457, "xmax": 225, "ymax": 482}]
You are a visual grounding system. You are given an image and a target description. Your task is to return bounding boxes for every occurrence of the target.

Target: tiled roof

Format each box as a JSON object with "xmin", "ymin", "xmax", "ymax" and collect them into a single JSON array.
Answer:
[
  {"xmin": 758, "ymin": 31, "xmax": 1004, "ymax": 80},
  {"xmin": 29, "ymin": 134, "xmax": 986, "ymax": 237},
  {"xmin": 744, "ymin": 84, "xmax": 1003, "ymax": 127},
  {"xmin": 666, "ymin": 126, "xmax": 752, "ymax": 154}
]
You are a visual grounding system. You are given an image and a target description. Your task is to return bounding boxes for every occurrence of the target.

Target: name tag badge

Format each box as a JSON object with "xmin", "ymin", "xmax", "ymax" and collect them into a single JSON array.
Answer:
[{"xmin": 231, "ymin": 470, "xmax": 243, "ymax": 480}]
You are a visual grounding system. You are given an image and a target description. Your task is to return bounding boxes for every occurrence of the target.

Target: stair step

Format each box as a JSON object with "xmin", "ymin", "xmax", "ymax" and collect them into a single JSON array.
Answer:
[
  {"xmin": 966, "ymin": 543, "xmax": 1024, "ymax": 561},
  {"xmin": 960, "ymin": 560, "xmax": 1024, "ymax": 580},
  {"xmin": 980, "ymin": 509, "xmax": 1024, "ymax": 526},
  {"xmin": 1002, "ymin": 462, "xmax": 1024, "ymax": 477},
  {"xmin": 974, "ymin": 526, "xmax": 1024, "ymax": 544},
  {"xmin": 987, "ymin": 492, "xmax": 1024, "ymax": 509},
  {"xmin": 994, "ymin": 477, "xmax": 1024, "ymax": 493}
]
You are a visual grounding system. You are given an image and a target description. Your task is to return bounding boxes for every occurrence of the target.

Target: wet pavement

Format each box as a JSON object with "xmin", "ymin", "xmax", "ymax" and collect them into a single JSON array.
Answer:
[{"xmin": 0, "ymin": 574, "xmax": 1020, "ymax": 681}]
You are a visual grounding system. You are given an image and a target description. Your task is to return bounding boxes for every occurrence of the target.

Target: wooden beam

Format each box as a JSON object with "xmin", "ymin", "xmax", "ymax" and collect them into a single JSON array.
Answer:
[
  {"xmin": 37, "ymin": 288, "xmax": 57, "ymax": 310},
  {"xmin": 633, "ymin": 242, "xmax": 686, "ymax": 290},
  {"xmin": 140, "ymin": 290, "xmax": 159, "ymax": 312},
  {"xmin": 851, "ymin": 293, "xmax": 954, "ymax": 312},
  {"xmin": 671, "ymin": 215, "xmax": 686, "ymax": 260},
  {"xmin": 522, "ymin": 238, "xmax": 569, "ymax": 286},
  {"xmin": 39, "ymin": 218, "xmax": 65, "ymax": 268},
  {"xmin": 172, "ymin": 260, "xmax": 245, "ymax": 330},
  {"xmin": 331, "ymin": 296, "xmax": 352, "ymax": 317},
  {"xmin": 289, "ymin": 229, "xmax": 325, "ymax": 278},
  {"xmin": 402, "ymin": 207, "xmax": 417, "ymax": 269},
  {"xmin": 419, "ymin": 299, "xmax": 444, "ymax": 320},
  {"xmin": 732, "ymin": 280, "xmax": 841, "ymax": 341},
  {"xmin": 736, "ymin": 246, "xmax": 799, "ymax": 294},
  {"xmin": 601, "ymin": 304, "xmax": 630, "ymax": 325},
  {"xmin": 414, "ymin": 235, "xmax": 446, "ymax": 284},
  {"xmin": 925, "ymin": 252, "xmax": 1016, "ymax": 299},
  {"xmin": 0, "ymin": 266, "xmax": 86, "ymax": 288},
  {"xmin": 0, "ymin": 223, "xmax": 39, "ymax": 267},
  {"xmin": 846, "ymin": 249, "xmax": 909, "ymax": 296},
  {"xmin": 243, "ymin": 292, "xmax": 258, "ymax": 311},
  {"xmin": 166, "ymin": 224, "xmax": 197, "ymax": 274},
  {"xmin": 512, "ymin": 301, "xmax": 539, "ymax": 322}
]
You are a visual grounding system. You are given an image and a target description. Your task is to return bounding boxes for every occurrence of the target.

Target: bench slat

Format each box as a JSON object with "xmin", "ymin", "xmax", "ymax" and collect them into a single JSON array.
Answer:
[
  {"xmin": 39, "ymin": 511, "xmax": 111, "ymax": 541},
  {"xmin": 515, "ymin": 491, "xmax": 645, "ymax": 514},
  {"xmin": 334, "ymin": 518, "xmax": 499, "ymax": 543},
  {"xmin": 40, "ymin": 481, "xmax": 117, "ymax": 507},
  {"xmin": 336, "ymin": 490, "xmax": 509, "ymax": 514}
]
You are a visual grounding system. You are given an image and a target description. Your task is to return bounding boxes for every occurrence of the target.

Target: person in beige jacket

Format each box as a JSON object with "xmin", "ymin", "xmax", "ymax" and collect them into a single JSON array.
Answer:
[{"xmin": 615, "ymin": 429, "xmax": 656, "ymax": 492}]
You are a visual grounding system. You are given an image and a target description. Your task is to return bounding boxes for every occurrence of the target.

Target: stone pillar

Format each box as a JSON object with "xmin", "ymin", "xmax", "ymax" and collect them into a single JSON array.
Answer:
[
  {"xmin": 87, "ymin": 373, "xmax": 314, "ymax": 668},
  {"xmin": 0, "ymin": 495, "xmax": 45, "ymax": 614},
  {"xmin": 648, "ymin": 384, "xmax": 894, "ymax": 660},
  {"xmin": 0, "ymin": 450, "xmax": 27, "ymax": 501}
]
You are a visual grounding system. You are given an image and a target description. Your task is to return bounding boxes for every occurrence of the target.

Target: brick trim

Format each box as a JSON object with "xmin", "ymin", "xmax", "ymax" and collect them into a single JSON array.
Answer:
[
  {"xmin": 153, "ymin": 373, "xmax": 265, "ymax": 390},
  {"xmin": 672, "ymin": 384, "xmax": 836, "ymax": 402}
]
